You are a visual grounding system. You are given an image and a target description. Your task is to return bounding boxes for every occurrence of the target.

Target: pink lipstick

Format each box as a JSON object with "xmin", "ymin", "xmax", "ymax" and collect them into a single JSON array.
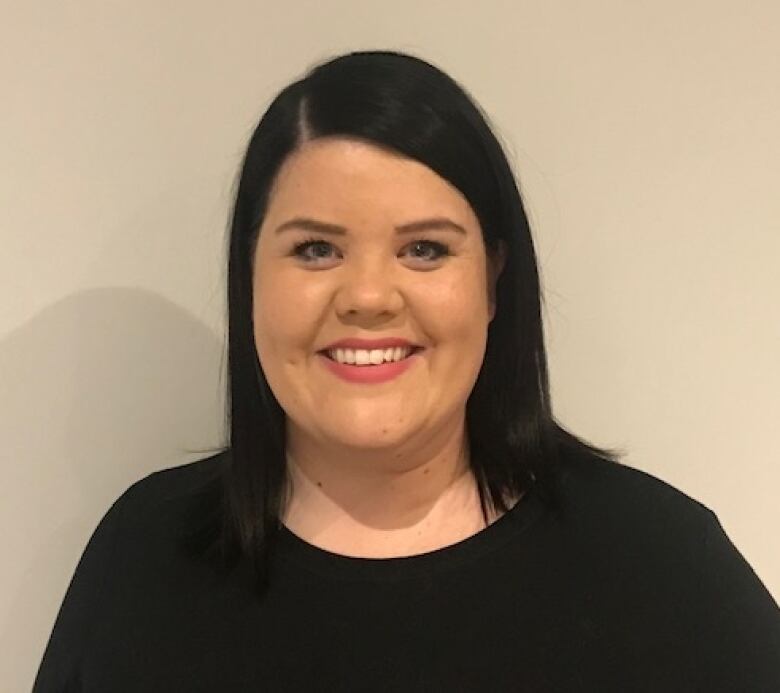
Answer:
[{"xmin": 317, "ymin": 347, "xmax": 424, "ymax": 384}]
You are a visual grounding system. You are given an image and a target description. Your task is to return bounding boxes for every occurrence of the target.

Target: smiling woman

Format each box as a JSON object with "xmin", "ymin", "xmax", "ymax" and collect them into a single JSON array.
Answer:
[
  {"xmin": 33, "ymin": 49, "xmax": 780, "ymax": 692},
  {"xmin": 250, "ymin": 135, "xmax": 514, "ymax": 553}
]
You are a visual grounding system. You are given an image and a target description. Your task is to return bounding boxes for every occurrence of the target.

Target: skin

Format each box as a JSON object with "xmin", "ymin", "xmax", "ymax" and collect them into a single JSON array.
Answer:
[{"xmin": 252, "ymin": 136, "xmax": 514, "ymax": 558}]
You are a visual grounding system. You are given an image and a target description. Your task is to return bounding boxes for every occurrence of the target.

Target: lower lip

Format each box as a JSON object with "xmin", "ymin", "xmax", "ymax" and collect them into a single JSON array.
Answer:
[{"xmin": 317, "ymin": 349, "xmax": 424, "ymax": 383}]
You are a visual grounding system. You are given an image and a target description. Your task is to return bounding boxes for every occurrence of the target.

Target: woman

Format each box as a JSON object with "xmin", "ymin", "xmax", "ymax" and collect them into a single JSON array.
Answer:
[{"xmin": 34, "ymin": 49, "xmax": 779, "ymax": 692}]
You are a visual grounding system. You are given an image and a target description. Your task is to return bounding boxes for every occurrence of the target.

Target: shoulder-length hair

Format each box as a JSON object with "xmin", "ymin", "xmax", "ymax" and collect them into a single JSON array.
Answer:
[{"xmin": 188, "ymin": 49, "xmax": 624, "ymax": 598}]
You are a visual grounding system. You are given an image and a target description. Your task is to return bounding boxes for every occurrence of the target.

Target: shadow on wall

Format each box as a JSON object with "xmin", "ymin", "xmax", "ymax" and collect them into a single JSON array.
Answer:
[{"xmin": 0, "ymin": 287, "xmax": 225, "ymax": 689}]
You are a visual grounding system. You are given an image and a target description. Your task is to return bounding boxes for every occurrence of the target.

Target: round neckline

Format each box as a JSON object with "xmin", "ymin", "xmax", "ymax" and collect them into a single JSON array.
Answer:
[{"xmin": 274, "ymin": 488, "xmax": 545, "ymax": 582}]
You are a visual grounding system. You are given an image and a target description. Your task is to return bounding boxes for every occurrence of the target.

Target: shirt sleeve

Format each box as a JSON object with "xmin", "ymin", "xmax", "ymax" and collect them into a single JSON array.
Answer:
[
  {"xmin": 695, "ymin": 508, "xmax": 780, "ymax": 692},
  {"xmin": 32, "ymin": 489, "xmax": 131, "ymax": 693}
]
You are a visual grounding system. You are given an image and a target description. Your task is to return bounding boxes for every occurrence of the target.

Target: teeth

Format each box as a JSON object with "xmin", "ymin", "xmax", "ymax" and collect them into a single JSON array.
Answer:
[{"xmin": 327, "ymin": 346, "xmax": 413, "ymax": 365}]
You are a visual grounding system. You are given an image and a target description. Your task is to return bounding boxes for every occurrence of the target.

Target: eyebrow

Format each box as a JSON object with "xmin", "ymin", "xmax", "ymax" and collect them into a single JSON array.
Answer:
[{"xmin": 273, "ymin": 216, "xmax": 468, "ymax": 236}]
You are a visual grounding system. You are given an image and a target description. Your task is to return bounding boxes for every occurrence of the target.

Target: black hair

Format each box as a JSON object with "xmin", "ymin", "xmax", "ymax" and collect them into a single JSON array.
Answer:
[{"xmin": 186, "ymin": 49, "xmax": 625, "ymax": 598}]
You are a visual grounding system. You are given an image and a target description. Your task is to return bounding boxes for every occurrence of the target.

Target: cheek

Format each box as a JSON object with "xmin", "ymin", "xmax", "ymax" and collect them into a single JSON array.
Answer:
[
  {"xmin": 253, "ymin": 270, "xmax": 321, "ymax": 358},
  {"xmin": 426, "ymin": 271, "xmax": 490, "ymax": 328},
  {"xmin": 441, "ymin": 278, "xmax": 491, "ymax": 368},
  {"xmin": 252, "ymin": 271, "xmax": 292, "ymax": 356}
]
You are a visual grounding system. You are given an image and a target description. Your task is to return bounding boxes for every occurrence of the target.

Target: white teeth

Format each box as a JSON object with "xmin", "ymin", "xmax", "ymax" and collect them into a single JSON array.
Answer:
[{"xmin": 327, "ymin": 346, "xmax": 413, "ymax": 365}]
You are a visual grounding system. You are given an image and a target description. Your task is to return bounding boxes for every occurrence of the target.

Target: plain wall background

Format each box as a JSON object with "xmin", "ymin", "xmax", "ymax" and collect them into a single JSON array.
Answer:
[{"xmin": 2, "ymin": 1, "xmax": 778, "ymax": 688}]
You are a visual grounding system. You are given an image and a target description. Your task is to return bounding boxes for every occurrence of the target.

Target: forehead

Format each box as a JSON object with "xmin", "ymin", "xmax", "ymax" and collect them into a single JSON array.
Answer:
[{"xmin": 265, "ymin": 137, "xmax": 475, "ymax": 223}]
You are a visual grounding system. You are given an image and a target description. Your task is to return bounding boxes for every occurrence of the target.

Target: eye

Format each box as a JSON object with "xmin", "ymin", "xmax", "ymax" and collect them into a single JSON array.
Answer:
[
  {"xmin": 291, "ymin": 237, "xmax": 451, "ymax": 264},
  {"xmin": 407, "ymin": 240, "xmax": 451, "ymax": 262},
  {"xmin": 292, "ymin": 237, "xmax": 335, "ymax": 262}
]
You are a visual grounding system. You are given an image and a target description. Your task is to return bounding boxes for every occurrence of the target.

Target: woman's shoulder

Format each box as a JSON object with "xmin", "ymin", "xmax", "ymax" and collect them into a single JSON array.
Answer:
[
  {"xmin": 122, "ymin": 449, "xmax": 227, "ymax": 502},
  {"xmin": 550, "ymin": 446, "xmax": 754, "ymax": 599},
  {"xmin": 110, "ymin": 449, "xmax": 228, "ymax": 536},
  {"xmin": 553, "ymin": 444, "xmax": 717, "ymax": 537}
]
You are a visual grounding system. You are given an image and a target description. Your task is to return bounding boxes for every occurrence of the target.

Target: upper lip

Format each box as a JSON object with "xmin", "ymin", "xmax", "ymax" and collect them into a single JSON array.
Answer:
[{"xmin": 320, "ymin": 337, "xmax": 422, "ymax": 352}]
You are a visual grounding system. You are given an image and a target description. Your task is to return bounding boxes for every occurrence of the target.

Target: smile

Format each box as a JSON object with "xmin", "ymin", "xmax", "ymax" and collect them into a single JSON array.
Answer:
[
  {"xmin": 316, "ymin": 348, "xmax": 425, "ymax": 384},
  {"xmin": 322, "ymin": 346, "xmax": 423, "ymax": 365}
]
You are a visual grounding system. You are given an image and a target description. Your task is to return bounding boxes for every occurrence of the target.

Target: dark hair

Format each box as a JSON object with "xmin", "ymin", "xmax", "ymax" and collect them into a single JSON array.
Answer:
[{"xmin": 188, "ymin": 49, "xmax": 625, "ymax": 598}]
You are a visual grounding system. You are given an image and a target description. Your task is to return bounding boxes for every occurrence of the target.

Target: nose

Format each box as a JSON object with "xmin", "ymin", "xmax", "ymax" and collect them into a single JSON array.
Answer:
[{"xmin": 332, "ymin": 255, "xmax": 404, "ymax": 318}]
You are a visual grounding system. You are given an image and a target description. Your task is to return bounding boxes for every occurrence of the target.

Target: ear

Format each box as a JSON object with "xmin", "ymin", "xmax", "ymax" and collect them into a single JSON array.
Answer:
[{"xmin": 487, "ymin": 240, "xmax": 506, "ymax": 322}]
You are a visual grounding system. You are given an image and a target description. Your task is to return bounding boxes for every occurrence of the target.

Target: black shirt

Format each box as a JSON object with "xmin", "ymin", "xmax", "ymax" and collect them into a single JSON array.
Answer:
[{"xmin": 34, "ymin": 449, "xmax": 780, "ymax": 692}]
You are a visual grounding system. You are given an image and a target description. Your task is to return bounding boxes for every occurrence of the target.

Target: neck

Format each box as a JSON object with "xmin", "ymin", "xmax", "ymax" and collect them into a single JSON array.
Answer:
[{"xmin": 280, "ymin": 423, "xmax": 515, "ymax": 558}]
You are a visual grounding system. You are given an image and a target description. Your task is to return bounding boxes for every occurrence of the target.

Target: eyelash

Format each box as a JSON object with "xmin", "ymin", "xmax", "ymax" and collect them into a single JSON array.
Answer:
[{"xmin": 291, "ymin": 236, "xmax": 452, "ymax": 264}]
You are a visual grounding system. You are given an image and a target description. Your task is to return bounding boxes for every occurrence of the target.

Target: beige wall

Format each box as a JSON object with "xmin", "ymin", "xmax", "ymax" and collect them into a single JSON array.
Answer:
[{"xmin": 2, "ymin": 1, "xmax": 778, "ymax": 688}]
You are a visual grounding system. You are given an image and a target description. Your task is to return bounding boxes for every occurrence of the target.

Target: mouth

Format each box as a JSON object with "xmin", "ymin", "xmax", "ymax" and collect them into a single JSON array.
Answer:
[
  {"xmin": 316, "ymin": 346, "xmax": 425, "ymax": 383},
  {"xmin": 318, "ymin": 346, "xmax": 425, "ymax": 363}
]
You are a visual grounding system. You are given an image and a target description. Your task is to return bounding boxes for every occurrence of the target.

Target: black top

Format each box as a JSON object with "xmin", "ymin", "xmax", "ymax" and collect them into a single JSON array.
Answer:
[{"xmin": 34, "ymin": 448, "xmax": 780, "ymax": 692}]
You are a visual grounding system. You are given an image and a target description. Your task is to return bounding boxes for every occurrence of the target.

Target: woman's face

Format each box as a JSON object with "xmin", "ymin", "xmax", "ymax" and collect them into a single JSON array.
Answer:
[{"xmin": 253, "ymin": 136, "xmax": 504, "ymax": 457}]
